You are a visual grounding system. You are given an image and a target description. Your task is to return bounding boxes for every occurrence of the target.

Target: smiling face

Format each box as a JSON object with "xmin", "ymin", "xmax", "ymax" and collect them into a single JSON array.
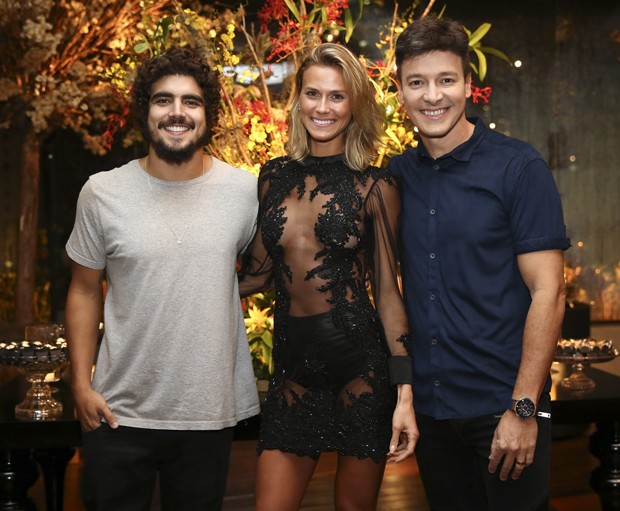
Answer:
[
  {"xmin": 299, "ymin": 65, "xmax": 352, "ymax": 156},
  {"xmin": 145, "ymin": 74, "xmax": 210, "ymax": 164},
  {"xmin": 398, "ymin": 50, "xmax": 474, "ymax": 158}
]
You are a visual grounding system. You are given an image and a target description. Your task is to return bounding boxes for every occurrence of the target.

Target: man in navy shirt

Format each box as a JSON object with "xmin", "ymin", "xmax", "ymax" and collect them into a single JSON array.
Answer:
[{"xmin": 388, "ymin": 16, "xmax": 570, "ymax": 511}]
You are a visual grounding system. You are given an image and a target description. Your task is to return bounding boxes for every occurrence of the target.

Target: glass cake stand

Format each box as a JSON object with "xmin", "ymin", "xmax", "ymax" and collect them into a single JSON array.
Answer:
[
  {"xmin": 554, "ymin": 338, "xmax": 617, "ymax": 392},
  {"xmin": 14, "ymin": 360, "xmax": 69, "ymax": 420},
  {"xmin": 0, "ymin": 328, "xmax": 69, "ymax": 420}
]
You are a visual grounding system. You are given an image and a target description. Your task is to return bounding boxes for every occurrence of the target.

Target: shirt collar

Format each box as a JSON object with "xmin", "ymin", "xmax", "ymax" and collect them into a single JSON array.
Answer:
[{"xmin": 417, "ymin": 118, "xmax": 487, "ymax": 163}]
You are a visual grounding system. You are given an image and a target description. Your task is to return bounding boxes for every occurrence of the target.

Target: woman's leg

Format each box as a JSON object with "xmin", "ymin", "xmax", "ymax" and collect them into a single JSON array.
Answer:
[
  {"xmin": 254, "ymin": 449, "xmax": 319, "ymax": 511},
  {"xmin": 334, "ymin": 455, "xmax": 386, "ymax": 511}
]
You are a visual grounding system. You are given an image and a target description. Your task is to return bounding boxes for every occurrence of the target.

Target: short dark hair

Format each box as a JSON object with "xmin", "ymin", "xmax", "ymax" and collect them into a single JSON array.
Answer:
[
  {"xmin": 131, "ymin": 46, "xmax": 221, "ymax": 144},
  {"xmin": 395, "ymin": 16, "xmax": 471, "ymax": 81}
]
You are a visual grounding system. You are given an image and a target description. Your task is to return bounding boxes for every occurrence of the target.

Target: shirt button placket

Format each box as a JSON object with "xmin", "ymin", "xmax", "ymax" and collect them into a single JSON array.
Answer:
[{"xmin": 428, "ymin": 161, "xmax": 441, "ymax": 408}]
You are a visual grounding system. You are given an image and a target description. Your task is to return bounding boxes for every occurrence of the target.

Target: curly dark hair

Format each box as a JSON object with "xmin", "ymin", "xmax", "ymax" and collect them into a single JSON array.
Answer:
[{"xmin": 131, "ymin": 46, "xmax": 221, "ymax": 145}]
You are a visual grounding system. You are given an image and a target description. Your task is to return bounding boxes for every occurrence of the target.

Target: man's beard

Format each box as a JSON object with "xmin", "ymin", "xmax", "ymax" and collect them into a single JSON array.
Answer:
[{"xmin": 144, "ymin": 117, "xmax": 211, "ymax": 165}]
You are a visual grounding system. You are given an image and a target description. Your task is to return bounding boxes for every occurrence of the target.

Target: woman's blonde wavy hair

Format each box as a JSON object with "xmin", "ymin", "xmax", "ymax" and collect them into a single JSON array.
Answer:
[{"xmin": 286, "ymin": 43, "xmax": 384, "ymax": 171}]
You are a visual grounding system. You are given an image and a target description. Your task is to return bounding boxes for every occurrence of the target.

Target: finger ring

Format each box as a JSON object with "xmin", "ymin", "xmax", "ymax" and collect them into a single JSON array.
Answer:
[{"xmin": 515, "ymin": 461, "xmax": 526, "ymax": 466}]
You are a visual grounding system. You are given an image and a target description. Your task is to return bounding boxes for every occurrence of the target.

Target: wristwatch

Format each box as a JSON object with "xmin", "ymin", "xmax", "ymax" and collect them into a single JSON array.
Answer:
[{"xmin": 511, "ymin": 397, "xmax": 537, "ymax": 420}]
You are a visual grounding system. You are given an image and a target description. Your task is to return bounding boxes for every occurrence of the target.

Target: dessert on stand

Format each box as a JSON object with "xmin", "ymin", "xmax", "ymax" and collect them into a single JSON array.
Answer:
[
  {"xmin": 554, "ymin": 338, "xmax": 618, "ymax": 391},
  {"xmin": 0, "ymin": 337, "xmax": 69, "ymax": 420}
]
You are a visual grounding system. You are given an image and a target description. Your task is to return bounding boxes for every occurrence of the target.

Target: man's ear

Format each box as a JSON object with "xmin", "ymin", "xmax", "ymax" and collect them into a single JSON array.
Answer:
[{"xmin": 465, "ymin": 73, "xmax": 472, "ymax": 99}]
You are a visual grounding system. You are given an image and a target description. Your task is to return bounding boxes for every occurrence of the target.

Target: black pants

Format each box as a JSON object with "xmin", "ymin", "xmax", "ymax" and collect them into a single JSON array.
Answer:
[
  {"xmin": 81, "ymin": 424, "xmax": 234, "ymax": 511},
  {"xmin": 415, "ymin": 394, "xmax": 552, "ymax": 511}
]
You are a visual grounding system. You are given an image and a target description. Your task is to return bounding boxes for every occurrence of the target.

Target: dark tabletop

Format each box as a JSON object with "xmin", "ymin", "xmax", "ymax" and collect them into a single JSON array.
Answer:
[{"xmin": 550, "ymin": 364, "xmax": 620, "ymax": 424}]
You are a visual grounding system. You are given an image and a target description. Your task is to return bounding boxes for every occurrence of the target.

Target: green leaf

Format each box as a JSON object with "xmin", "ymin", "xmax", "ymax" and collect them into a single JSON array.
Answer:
[
  {"xmin": 344, "ymin": 8, "xmax": 353, "ymax": 42},
  {"xmin": 385, "ymin": 127, "xmax": 402, "ymax": 147},
  {"xmin": 353, "ymin": 0, "xmax": 365, "ymax": 23},
  {"xmin": 479, "ymin": 46, "xmax": 513, "ymax": 65},
  {"xmin": 134, "ymin": 41, "xmax": 151, "ymax": 55},
  {"xmin": 474, "ymin": 48, "xmax": 487, "ymax": 81},
  {"xmin": 321, "ymin": 6, "xmax": 328, "ymax": 24},
  {"xmin": 328, "ymin": 25, "xmax": 347, "ymax": 33},
  {"xmin": 160, "ymin": 17, "xmax": 173, "ymax": 43},
  {"xmin": 283, "ymin": 0, "xmax": 301, "ymax": 22},
  {"xmin": 262, "ymin": 331, "xmax": 273, "ymax": 349},
  {"xmin": 468, "ymin": 23, "xmax": 491, "ymax": 47},
  {"xmin": 263, "ymin": 343, "xmax": 272, "ymax": 361}
]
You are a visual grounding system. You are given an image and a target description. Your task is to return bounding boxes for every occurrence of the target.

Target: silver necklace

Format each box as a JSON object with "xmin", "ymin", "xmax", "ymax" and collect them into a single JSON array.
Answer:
[{"xmin": 144, "ymin": 156, "xmax": 206, "ymax": 246}]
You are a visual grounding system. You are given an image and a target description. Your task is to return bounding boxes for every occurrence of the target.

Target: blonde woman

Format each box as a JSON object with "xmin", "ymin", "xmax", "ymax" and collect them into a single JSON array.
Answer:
[{"xmin": 240, "ymin": 43, "xmax": 418, "ymax": 511}]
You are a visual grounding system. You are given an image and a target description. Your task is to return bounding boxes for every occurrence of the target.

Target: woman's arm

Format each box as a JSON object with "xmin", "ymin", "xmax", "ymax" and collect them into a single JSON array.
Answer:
[
  {"xmin": 366, "ymin": 175, "xmax": 418, "ymax": 462},
  {"xmin": 238, "ymin": 163, "xmax": 275, "ymax": 297}
]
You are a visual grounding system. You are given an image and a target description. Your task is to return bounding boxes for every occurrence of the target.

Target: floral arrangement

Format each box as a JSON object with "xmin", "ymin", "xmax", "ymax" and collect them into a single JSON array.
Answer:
[
  {"xmin": 243, "ymin": 290, "xmax": 275, "ymax": 379},
  {"xmin": 103, "ymin": 0, "xmax": 506, "ymax": 173}
]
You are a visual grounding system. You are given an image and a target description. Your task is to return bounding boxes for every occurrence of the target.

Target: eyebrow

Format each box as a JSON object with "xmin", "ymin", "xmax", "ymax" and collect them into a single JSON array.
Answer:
[
  {"xmin": 303, "ymin": 86, "xmax": 347, "ymax": 95},
  {"xmin": 404, "ymin": 70, "xmax": 460, "ymax": 80},
  {"xmin": 150, "ymin": 91, "xmax": 205, "ymax": 103}
]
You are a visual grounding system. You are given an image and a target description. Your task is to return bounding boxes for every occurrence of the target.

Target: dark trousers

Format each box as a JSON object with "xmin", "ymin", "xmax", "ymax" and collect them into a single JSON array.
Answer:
[
  {"xmin": 81, "ymin": 424, "xmax": 234, "ymax": 511},
  {"xmin": 415, "ymin": 394, "xmax": 552, "ymax": 511}
]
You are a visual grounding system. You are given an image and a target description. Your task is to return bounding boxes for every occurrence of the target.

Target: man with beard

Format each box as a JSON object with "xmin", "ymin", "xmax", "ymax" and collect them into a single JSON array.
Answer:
[{"xmin": 65, "ymin": 46, "xmax": 260, "ymax": 511}]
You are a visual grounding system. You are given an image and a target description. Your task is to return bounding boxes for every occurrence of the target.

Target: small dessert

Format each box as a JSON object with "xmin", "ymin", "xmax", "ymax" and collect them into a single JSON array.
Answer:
[
  {"xmin": 555, "ymin": 338, "xmax": 617, "ymax": 362},
  {"xmin": 0, "ymin": 337, "xmax": 69, "ymax": 369}
]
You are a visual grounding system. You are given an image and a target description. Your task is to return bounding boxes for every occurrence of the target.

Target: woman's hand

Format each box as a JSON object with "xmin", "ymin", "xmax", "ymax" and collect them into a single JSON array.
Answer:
[{"xmin": 388, "ymin": 384, "xmax": 418, "ymax": 462}]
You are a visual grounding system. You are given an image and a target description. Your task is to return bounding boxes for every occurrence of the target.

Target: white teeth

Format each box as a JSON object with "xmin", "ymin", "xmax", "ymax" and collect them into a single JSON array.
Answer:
[
  {"xmin": 423, "ymin": 109, "xmax": 446, "ymax": 116},
  {"xmin": 312, "ymin": 118, "xmax": 334, "ymax": 126},
  {"xmin": 166, "ymin": 125, "xmax": 189, "ymax": 132}
]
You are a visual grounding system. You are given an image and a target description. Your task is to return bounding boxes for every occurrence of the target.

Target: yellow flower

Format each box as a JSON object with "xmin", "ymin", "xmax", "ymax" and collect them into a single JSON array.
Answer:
[{"xmin": 244, "ymin": 304, "xmax": 273, "ymax": 334}]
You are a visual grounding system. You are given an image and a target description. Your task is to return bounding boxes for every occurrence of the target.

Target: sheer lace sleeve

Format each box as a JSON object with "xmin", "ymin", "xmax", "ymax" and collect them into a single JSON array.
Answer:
[
  {"xmin": 365, "ymin": 175, "xmax": 412, "ymax": 357},
  {"xmin": 238, "ymin": 164, "xmax": 275, "ymax": 298}
]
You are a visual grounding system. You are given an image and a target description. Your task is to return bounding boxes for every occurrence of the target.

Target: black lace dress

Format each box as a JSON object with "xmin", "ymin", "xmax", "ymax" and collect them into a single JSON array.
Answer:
[{"xmin": 240, "ymin": 155, "xmax": 411, "ymax": 462}]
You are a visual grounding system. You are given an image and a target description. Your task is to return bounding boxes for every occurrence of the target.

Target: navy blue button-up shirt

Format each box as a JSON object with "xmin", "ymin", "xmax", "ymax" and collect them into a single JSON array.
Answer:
[{"xmin": 388, "ymin": 119, "xmax": 570, "ymax": 419}]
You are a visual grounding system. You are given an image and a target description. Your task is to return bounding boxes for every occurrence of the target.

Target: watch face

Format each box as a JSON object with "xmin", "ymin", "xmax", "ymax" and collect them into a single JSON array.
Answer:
[{"xmin": 515, "ymin": 398, "xmax": 536, "ymax": 419}]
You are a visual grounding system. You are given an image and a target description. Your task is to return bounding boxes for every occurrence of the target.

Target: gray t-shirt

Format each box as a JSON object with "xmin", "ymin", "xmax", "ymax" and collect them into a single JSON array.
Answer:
[{"xmin": 66, "ymin": 157, "xmax": 260, "ymax": 430}]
